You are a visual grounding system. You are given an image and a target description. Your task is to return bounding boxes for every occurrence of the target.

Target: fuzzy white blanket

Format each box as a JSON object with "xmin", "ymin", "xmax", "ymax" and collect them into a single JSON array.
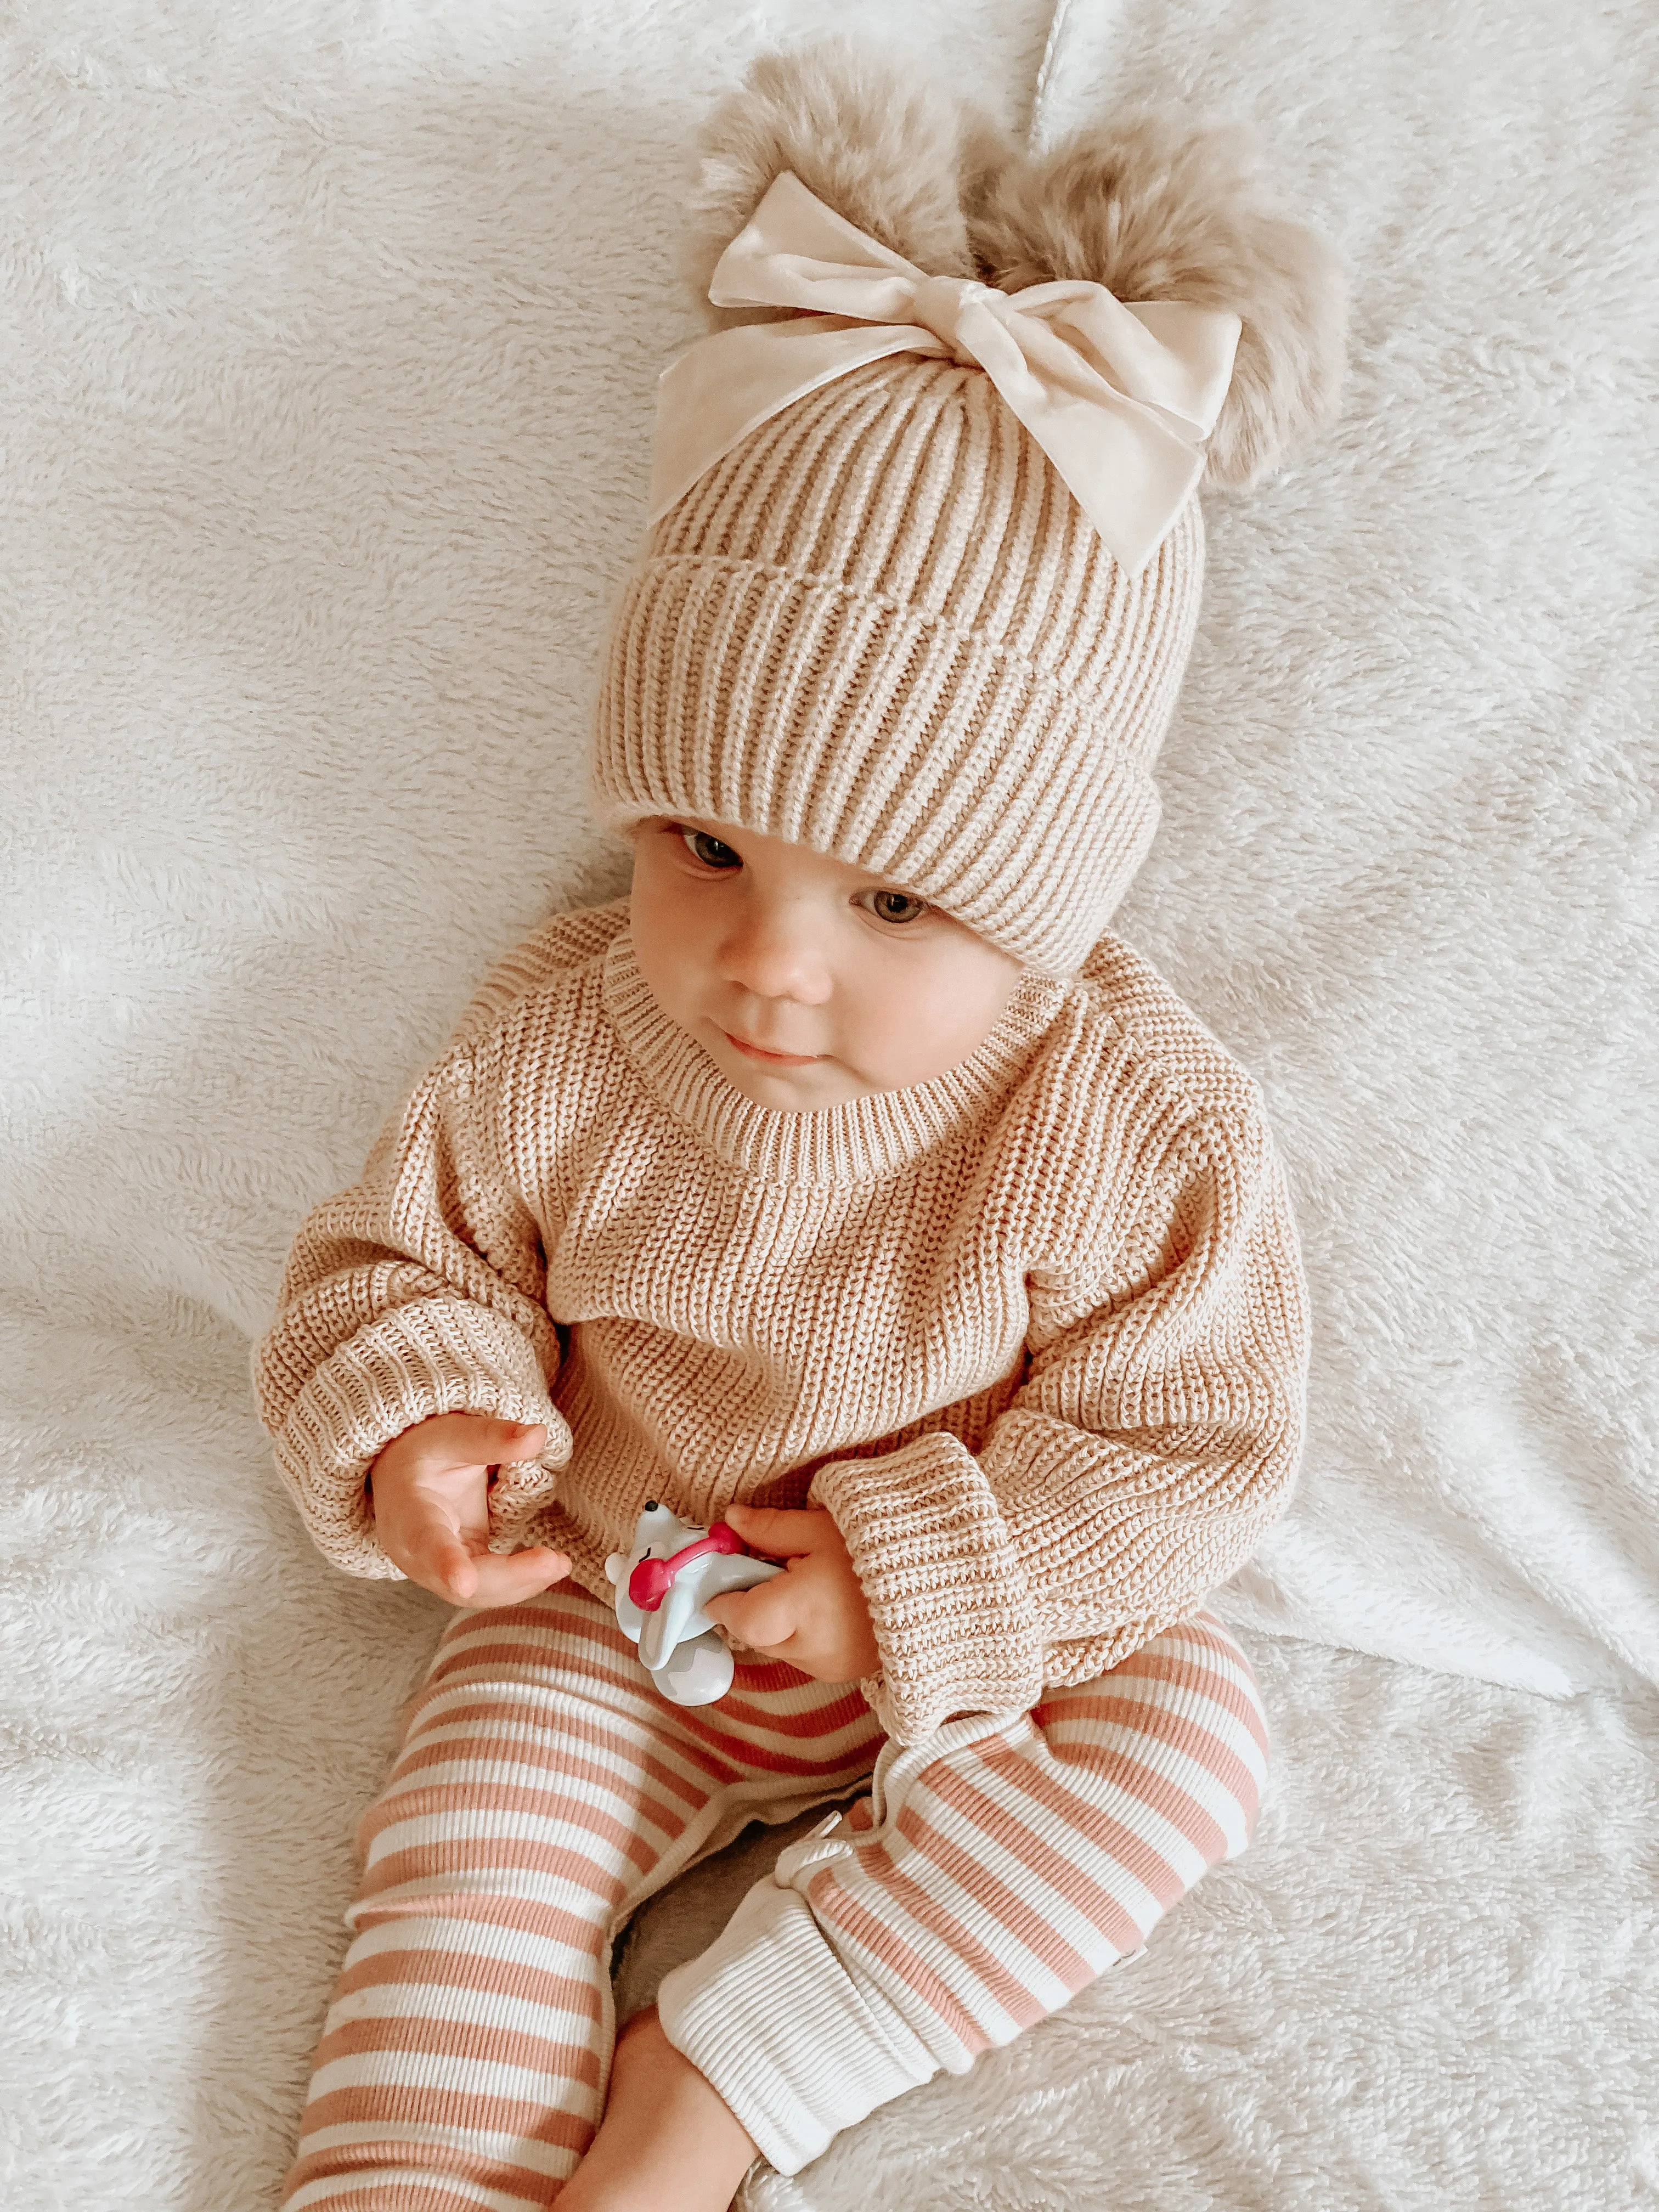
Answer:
[{"xmin": 3, "ymin": 0, "xmax": 1655, "ymax": 2205}]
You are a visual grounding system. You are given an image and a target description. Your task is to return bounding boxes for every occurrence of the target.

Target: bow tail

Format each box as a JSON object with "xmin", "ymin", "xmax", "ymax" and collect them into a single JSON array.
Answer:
[
  {"xmin": 963, "ymin": 303, "xmax": 1212, "ymax": 572},
  {"xmin": 995, "ymin": 373, "xmax": 1209, "ymax": 572}
]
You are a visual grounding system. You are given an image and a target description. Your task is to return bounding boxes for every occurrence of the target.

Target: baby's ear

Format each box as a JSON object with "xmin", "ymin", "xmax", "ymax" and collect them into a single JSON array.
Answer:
[
  {"xmin": 677, "ymin": 36, "xmax": 1022, "ymax": 328},
  {"xmin": 968, "ymin": 113, "xmax": 1347, "ymax": 488}
]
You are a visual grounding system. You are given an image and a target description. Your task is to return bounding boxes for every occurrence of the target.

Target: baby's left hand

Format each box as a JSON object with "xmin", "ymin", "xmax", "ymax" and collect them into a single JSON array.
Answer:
[{"xmin": 703, "ymin": 1504, "xmax": 880, "ymax": 1683}]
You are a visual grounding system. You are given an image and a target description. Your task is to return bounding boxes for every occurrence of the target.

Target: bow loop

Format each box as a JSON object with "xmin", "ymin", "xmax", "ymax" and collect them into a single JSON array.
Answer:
[{"xmin": 649, "ymin": 171, "xmax": 1242, "ymax": 573}]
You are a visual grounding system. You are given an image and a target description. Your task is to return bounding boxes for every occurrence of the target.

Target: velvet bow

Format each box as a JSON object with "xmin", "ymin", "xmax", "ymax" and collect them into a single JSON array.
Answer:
[{"xmin": 648, "ymin": 170, "xmax": 1241, "ymax": 574}]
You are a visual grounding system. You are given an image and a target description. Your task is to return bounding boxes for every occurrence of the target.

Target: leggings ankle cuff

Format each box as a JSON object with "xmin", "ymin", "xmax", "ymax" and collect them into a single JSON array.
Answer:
[{"xmin": 657, "ymin": 1874, "xmax": 939, "ymax": 2175}]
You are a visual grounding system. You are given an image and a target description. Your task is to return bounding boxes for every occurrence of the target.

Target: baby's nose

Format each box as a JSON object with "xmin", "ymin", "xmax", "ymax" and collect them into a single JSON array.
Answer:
[{"xmin": 719, "ymin": 915, "xmax": 832, "ymax": 1003}]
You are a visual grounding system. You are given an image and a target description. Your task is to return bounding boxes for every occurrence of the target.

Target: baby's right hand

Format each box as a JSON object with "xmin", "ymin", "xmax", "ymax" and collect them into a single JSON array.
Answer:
[{"xmin": 368, "ymin": 1413, "xmax": 571, "ymax": 1607}]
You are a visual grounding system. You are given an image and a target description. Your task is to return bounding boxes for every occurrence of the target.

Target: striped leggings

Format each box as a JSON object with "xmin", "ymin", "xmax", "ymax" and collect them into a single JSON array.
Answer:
[{"xmin": 283, "ymin": 1585, "xmax": 1267, "ymax": 2209}]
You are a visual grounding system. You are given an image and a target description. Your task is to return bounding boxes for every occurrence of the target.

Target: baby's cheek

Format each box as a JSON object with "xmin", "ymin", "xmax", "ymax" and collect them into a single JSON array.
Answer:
[
  {"xmin": 845, "ymin": 981, "xmax": 940, "ymax": 1083},
  {"xmin": 851, "ymin": 974, "xmax": 1006, "ymax": 1087}
]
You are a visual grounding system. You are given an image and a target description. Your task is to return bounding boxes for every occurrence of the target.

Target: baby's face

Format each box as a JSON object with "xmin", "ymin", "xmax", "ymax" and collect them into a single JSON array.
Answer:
[{"xmin": 628, "ymin": 815, "xmax": 1024, "ymax": 1109}]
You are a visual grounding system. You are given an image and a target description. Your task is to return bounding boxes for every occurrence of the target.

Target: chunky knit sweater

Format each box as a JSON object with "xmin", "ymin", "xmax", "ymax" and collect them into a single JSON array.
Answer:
[{"xmin": 253, "ymin": 898, "xmax": 1310, "ymax": 1742}]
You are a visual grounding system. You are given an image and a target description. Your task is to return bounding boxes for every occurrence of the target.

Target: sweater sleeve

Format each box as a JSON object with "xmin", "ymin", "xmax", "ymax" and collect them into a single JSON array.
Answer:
[
  {"xmin": 810, "ymin": 1099, "xmax": 1310, "ymax": 1742},
  {"xmin": 251, "ymin": 1032, "xmax": 572, "ymax": 1577}
]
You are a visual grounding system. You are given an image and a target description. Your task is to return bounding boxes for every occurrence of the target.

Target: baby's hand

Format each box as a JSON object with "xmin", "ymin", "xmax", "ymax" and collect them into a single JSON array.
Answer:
[
  {"xmin": 703, "ymin": 1504, "xmax": 880, "ymax": 1683},
  {"xmin": 368, "ymin": 1413, "xmax": 571, "ymax": 1607}
]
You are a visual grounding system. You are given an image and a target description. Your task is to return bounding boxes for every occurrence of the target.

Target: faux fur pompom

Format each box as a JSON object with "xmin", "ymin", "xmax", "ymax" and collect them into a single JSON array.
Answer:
[
  {"xmin": 680, "ymin": 38, "xmax": 1017, "ymax": 328},
  {"xmin": 679, "ymin": 41, "xmax": 1344, "ymax": 488},
  {"xmin": 968, "ymin": 115, "xmax": 1346, "ymax": 488}
]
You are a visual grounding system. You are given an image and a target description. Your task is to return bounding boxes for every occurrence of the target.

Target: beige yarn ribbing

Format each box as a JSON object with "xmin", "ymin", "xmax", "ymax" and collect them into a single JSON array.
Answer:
[{"xmin": 591, "ymin": 351, "xmax": 1206, "ymax": 976}]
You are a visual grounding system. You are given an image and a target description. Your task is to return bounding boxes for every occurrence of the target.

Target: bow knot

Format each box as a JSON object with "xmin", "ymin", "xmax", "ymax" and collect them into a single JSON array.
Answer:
[
  {"xmin": 648, "ymin": 171, "xmax": 1242, "ymax": 574},
  {"xmin": 908, "ymin": 273, "xmax": 1006, "ymax": 365}
]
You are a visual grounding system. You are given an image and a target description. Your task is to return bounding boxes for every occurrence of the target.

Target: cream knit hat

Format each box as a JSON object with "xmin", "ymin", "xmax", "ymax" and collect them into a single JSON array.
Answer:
[{"xmin": 592, "ymin": 40, "xmax": 1345, "ymax": 977}]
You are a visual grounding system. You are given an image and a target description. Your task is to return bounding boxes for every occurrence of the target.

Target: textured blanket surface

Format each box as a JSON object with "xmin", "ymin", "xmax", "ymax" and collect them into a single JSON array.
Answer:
[{"xmin": 2, "ymin": 0, "xmax": 1655, "ymax": 2205}]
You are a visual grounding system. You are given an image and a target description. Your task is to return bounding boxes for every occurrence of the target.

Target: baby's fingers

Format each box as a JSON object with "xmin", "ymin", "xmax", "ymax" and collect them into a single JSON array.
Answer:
[
  {"xmin": 706, "ymin": 1579, "xmax": 797, "ymax": 1652},
  {"xmin": 396, "ymin": 1535, "xmax": 569, "ymax": 1608},
  {"xmin": 383, "ymin": 1518, "xmax": 481, "ymax": 1604},
  {"xmin": 460, "ymin": 1546, "xmax": 572, "ymax": 1609},
  {"xmin": 418, "ymin": 1415, "xmax": 548, "ymax": 1476},
  {"xmin": 720, "ymin": 1501, "xmax": 827, "ymax": 1558}
]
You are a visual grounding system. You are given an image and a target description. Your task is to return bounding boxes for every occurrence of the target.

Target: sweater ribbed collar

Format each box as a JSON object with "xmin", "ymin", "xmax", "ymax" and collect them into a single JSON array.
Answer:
[{"xmin": 601, "ymin": 927, "xmax": 1068, "ymax": 1185}]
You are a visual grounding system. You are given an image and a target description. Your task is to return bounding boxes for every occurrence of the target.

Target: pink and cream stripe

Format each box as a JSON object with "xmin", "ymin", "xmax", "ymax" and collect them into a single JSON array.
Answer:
[{"xmin": 281, "ymin": 1589, "xmax": 1265, "ymax": 2207}]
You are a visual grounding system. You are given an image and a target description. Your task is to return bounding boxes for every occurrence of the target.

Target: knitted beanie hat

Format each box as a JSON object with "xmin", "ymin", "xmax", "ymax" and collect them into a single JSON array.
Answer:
[{"xmin": 592, "ymin": 40, "xmax": 1345, "ymax": 976}]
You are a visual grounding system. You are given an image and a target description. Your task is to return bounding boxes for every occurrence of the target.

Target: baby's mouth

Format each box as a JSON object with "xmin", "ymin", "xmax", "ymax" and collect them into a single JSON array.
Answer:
[{"xmin": 718, "ymin": 1028, "xmax": 822, "ymax": 1068}]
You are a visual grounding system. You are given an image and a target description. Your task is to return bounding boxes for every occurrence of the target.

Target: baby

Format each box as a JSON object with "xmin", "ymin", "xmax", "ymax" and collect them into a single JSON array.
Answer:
[{"xmin": 255, "ymin": 39, "xmax": 1342, "ymax": 2212}]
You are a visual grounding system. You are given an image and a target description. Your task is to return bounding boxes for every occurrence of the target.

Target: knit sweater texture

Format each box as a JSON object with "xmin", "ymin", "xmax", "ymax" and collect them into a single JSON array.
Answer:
[{"xmin": 253, "ymin": 899, "xmax": 1310, "ymax": 1742}]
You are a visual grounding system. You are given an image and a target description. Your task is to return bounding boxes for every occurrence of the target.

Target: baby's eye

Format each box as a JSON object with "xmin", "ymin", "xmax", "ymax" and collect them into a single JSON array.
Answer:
[
  {"xmin": 861, "ymin": 887, "xmax": 930, "ymax": 927},
  {"xmin": 679, "ymin": 827, "xmax": 741, "ymax": 870}
]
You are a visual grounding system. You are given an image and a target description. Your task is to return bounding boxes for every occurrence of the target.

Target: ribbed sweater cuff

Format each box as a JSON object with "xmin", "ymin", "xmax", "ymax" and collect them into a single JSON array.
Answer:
[
  {"xmin": 657, "ymin": 1872, "xmax": 938, "ymax": 2175},
  {"xmin": 270, "ymin": 1300, "xmax": 568, "ymax": 1576},
  {"xmin": 811, "ymin": 1435, "xmax": 1043, "ymax": 1742}
]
